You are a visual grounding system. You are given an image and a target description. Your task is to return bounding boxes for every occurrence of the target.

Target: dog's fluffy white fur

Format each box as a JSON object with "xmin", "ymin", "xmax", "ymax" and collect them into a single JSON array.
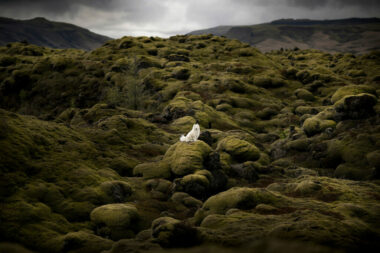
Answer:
[{"xmin": 180, "ymin": 123, "xmax": 200, "ymax": 142}]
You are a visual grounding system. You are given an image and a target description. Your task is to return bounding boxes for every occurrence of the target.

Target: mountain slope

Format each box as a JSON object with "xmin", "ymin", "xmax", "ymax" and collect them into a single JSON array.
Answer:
[
  {"xmin": 189, "ymin": 18, "xmax": 380, "ymax": 54},
  {"xmin": 0, "ymin": 17, "xmax": 111, "ymax": 50}
]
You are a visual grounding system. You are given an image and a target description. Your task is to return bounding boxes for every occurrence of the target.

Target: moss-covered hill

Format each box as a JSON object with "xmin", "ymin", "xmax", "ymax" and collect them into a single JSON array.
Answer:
[
  {"xmin": 189, "ymin": 18, "xmax": 380, "ymax": 54},
  {"xmin": 0, "ymin": 35, "xmax": 379, "ymax": 253}
]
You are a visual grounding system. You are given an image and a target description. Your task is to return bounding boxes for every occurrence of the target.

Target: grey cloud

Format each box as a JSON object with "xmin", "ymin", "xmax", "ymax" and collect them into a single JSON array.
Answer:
[
  {"xmin": 0, "ymin": 0, "xmax": 378, "ymax": 38},
  {"xmin": 254, "ymin": 0, "xmax": 380, "ymax": 9},
  {"xmin": 0, "ymin": 0, "xmax": 118, "ymax": 13}
]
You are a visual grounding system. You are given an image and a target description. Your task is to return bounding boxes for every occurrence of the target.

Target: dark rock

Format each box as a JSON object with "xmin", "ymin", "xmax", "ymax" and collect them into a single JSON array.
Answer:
[
  {"xmin": 172, "ymin": 67, "xmax": 191, "ymax": 80},
  {"xmin": 209, "ymin": 169, "xmax": 228, "ymax": 194},
  {"xmin": 289, "ymin": 125, "xmax": 296, "ymax": 138},
  {"xmin": 270, "ymin": 139, "xmax": 287, "ymax": 160},
  {"xmin": 147, "ymin": 113, "xmax": 167, "ymax": 124},
  {"xmin": 151, "ymin": 217, "xmax": 200, "ymax": 248},
  {"xmin": 162, "ymin": 106, "xmax": 194, "ymax": 122},
  {"xmin": 100, "ymin": 181, "xmax": 133, "ymax": 203},
  {"xmin": 204, "ymin": 151, "xmax": 222, "ymax": 171},
  {"xmin": 198, "ymin": 131, "xmax": 213, "ymax": 147},
  {"xmin": 203, "ymin": 152, "xmax": 228, "ymax": 194},
  {"xmin": 118, "ymin": 39, "xmax": 135, "ymax": 49},
  {"xmin": 373, "ymin": 167, "xmax": 380, "ymax": 179},
  {"xmin": 256, "ymin": 107, "xmax": 279, "ymax": 120},
  {"xmin": 166, "ymin": 54, "xmax": 190, "ymax": 62},
  {"xmin": 173, "ymin": 176, "xmax": 209, "ymax": 200},
  {"xmin": 255, "ymin": 133, "xmax": 280, "ymax": 143},
  {"xmin": 322, "ymin": 98, "xmax": 332, "ymax": 106},
  {"xmin": 335, "ymin": 93, "xmax": 377, "ymax": 120},
  {"xmin": 230, "ymin": 163, "xmax": 259, "ymax": 182}
]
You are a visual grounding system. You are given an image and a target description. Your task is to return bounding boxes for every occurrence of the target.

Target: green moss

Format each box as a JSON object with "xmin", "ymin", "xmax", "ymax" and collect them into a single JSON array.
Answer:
[
  {"xmin": 254, "ymin": 76, "xmax": 286, "ymax": 88},
  {"xmin": 302, "ymin": 117, "xmax": 336, "ymax": 137},
  {"xmin": 334, "ymin": 163, "xmax": 373, "ymax": 180},
  {"xmin": 367, "ymin": 150, "xmax": 380, "ymax": 169},
  {"xmin": 347, "ymin": 69, "xmax": 366, "ymax": 77},
  {"xmin": 284, "ymin": 138, "xmax": 311, "ymax": 152},
  {"xmin": 151, "ymin": 217, "xmax": 180, "ymax": 245},
  {"xmin": 133, "ymin": 162, "xmax": 171, "ymax": 179},
  {"xmin": 99, "ymin": 180, "xmax": 133, "ymax": 203},
  {"xmin": 194, "ymin": 187, "xmax": 282, "ymax": 223},
  {"xmin": 144, "ymin": 178, "xmax": 172, "ymax": 200},
  {"xmin": 90, "ymin": 203, "xmax": 139, "ymax": 240},
  {"xmin": 174, "ymin": 171, "xmax": 212, "ymax": 199},
  {"xmin": 171, "ymin": 116, "xmax": 196, "ymax": 133},
  {"xmin": 171, "ymin": 192, "xmax": 203, "ymax": 209},
  {"xmin": 217, "ymin": 136, "xmax": 260, "ymax": 162},
  {"xmin": 1, "ymin": 34, "xmax": 380, "ymax": 252},
  {"xmin": 163, "ymin": 141, "xmax": 212, "ymax": 176},
  {"xmin": 117, "ymin": 37, "xmax": 137, "ymax": 49},
  {"xmin": 295, "ymin": 106, "xmax": 320, "ymax": 115},
  {"xmin": 331, "ymin": 85, "xmax": 376, "ymax": 104},
  {"xmin": 163, "ymin": 95, "xmax": 238, "ymax": 130},
  {"xmin": 56, "ymin": 230, "xmax": 113, "ymax": 253},
  {"xmin": 294, "ymin": 88, "xmax": 314, "ymax": 101},
  {"xmin": 334, "ymin": 93, "xmax": 377, "ymax": 119},
  {"xmin": 151, "ymin": 216, "xmax": 199, "ymax": 247}
]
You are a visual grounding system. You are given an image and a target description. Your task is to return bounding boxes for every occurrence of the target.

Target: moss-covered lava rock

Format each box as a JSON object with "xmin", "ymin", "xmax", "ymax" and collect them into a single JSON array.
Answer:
[
  {"xmin": 90, "ymin": 203, "xmax": 140, "ymax": 240},
  {"xmin": 0, "ymin": 34, "xmax": 379, "ymax": 253}
]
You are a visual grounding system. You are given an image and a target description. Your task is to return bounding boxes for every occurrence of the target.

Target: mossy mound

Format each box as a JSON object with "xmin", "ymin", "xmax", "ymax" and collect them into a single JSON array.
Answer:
[
  {"xmin": 144, "ymin": 178, "xmax": 172, "ymax": 200},
  {"xmin": 294, "ymin": 88, "xmax": 314, "ymax": 101},
  {"xmin": 334, "ymin": 163, "xmax": 374, "ymax": 180},
  {"xmin": 99, "ymin": 181, "xmax": 133, "ymax": 203},
  {"xmin": 217, "ymin": 136, "xmax": 260, "ymax": 162},
  {"xmin": 302, "ymin": 116, "xmax": 336, "ymax": 137},
  {"xmin": 90, "ymin": 203, "xmax": 140, "ymax": 240},
  {"xmin": 367, "ymin": 150, "xmax": 380, "ymax": 169},
  {"xmin": 334, "ymin": 93, "xmax": 377, "ymax": 120},
  {"xmin": 170, "ymin": 116, "xmax": 196, "ymax": 133},
  {"xmin": 331, "ymin": 85, "xmax": 377, "ymax": 103},
  {"xmin": 196, "ymin": 175, "xmax": 380, "ymax": 251},
  {"xmin": 194, "ymin": 187, "xmax": 282, "ymax": 223},
  {"xmin": 173, "ymin": 170, "xmax": 211, "ymax": 199},
  {"xmin": 163, "ymin": 94, "xmax": 239, "ymax": 130},
  {"xmin": 56, "ymin": 230, "xmax": 113, "ymax": 253},
  {"xmin": 133, "ymin": 162, "xmax": 171, "ymax": 179},
  {"xmin": 162, "ymin": 141, "xmax": 212, "ymax": 176},
  {"xmin": 171, "ymin": 192, "xmax": 203, "ymax": 209},
  {"xmin": 151, "ymin": 217, "xmax": 199, "ymax": 248}
]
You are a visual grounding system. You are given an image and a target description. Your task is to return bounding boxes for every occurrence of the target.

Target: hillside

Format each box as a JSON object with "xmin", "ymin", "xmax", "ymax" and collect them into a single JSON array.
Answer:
[
  {"xmin": 0, "ymin": 35, "xmax": 380, "ymax": 253},
  {"xmin": 0, "ymin": 17, "xmax": 111, "ymax": 50},
  {"xmin": 189, "ymin": 18, "xmax": 380, "ymax": 54}
]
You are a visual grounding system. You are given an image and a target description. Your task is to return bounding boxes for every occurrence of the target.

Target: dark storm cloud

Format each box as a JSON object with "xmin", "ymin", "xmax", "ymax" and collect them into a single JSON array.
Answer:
[
  {"xmin": 0, "ymin": 0, "xmax": 118, "ymax": 13},
  {"xmin": 0, "ymin": 0, "xmax": 378, "ymax": 38}
]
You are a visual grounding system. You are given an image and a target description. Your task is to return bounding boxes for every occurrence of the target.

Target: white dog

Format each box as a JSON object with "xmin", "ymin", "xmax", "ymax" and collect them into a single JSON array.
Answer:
[{"xmin": 180, "ymin": 123, "xmax": 200, "ymax": 142}]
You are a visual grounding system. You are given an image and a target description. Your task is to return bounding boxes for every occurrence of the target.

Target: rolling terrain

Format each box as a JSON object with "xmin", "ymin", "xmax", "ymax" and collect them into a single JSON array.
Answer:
[
  {"xmin": 0, "ymin": 34, "xmax": 379, "ymax": 253},
  {"xmin": 189, "ymin": 18, "xmax": 380, "ymax": 54},
  {"xmin": 0, "ymin": 17, "xmax": 111, "ymax": 50}
]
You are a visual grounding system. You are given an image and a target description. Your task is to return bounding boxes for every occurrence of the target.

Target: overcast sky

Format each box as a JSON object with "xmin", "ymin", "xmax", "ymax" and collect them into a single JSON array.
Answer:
[{"xmin": 0, "ymin": 0, "xmax": 379, "ymax": 38}]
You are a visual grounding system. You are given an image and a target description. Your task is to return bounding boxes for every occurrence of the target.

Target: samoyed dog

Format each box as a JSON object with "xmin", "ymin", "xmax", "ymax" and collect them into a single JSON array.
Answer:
[{"xmin": 180, "ymin": 123, "xmax": 200, "ymax": 142}]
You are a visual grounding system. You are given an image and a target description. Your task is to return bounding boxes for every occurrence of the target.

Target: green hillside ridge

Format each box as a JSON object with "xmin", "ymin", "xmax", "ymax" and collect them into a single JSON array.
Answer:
[
  {"xmin": 189, "ymin": 18, "xmax": 380, "ymax": 54},
  {"xmin": 0, "ymin": 17, "xmax": 111, "ymax": 50},
  {"xmin": 0, "ymin": 34, "xmax": 380, "ymax": 253}
]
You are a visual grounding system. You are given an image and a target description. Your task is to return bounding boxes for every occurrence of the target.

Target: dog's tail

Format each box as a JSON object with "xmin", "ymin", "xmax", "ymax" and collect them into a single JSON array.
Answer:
[{"xmin": 180, "ymin": 135, "xmax": 186, "ymax": 142}]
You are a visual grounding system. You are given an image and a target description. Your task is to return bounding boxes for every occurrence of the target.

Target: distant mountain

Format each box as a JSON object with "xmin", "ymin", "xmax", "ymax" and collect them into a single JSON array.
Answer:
[
  {"xmin": 189, "ymin": 18, "xmax": 380, "ymax": 54},
  {"xmin": 0, "ymin": 17, "xmax": 111, "ymax": 50}
]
